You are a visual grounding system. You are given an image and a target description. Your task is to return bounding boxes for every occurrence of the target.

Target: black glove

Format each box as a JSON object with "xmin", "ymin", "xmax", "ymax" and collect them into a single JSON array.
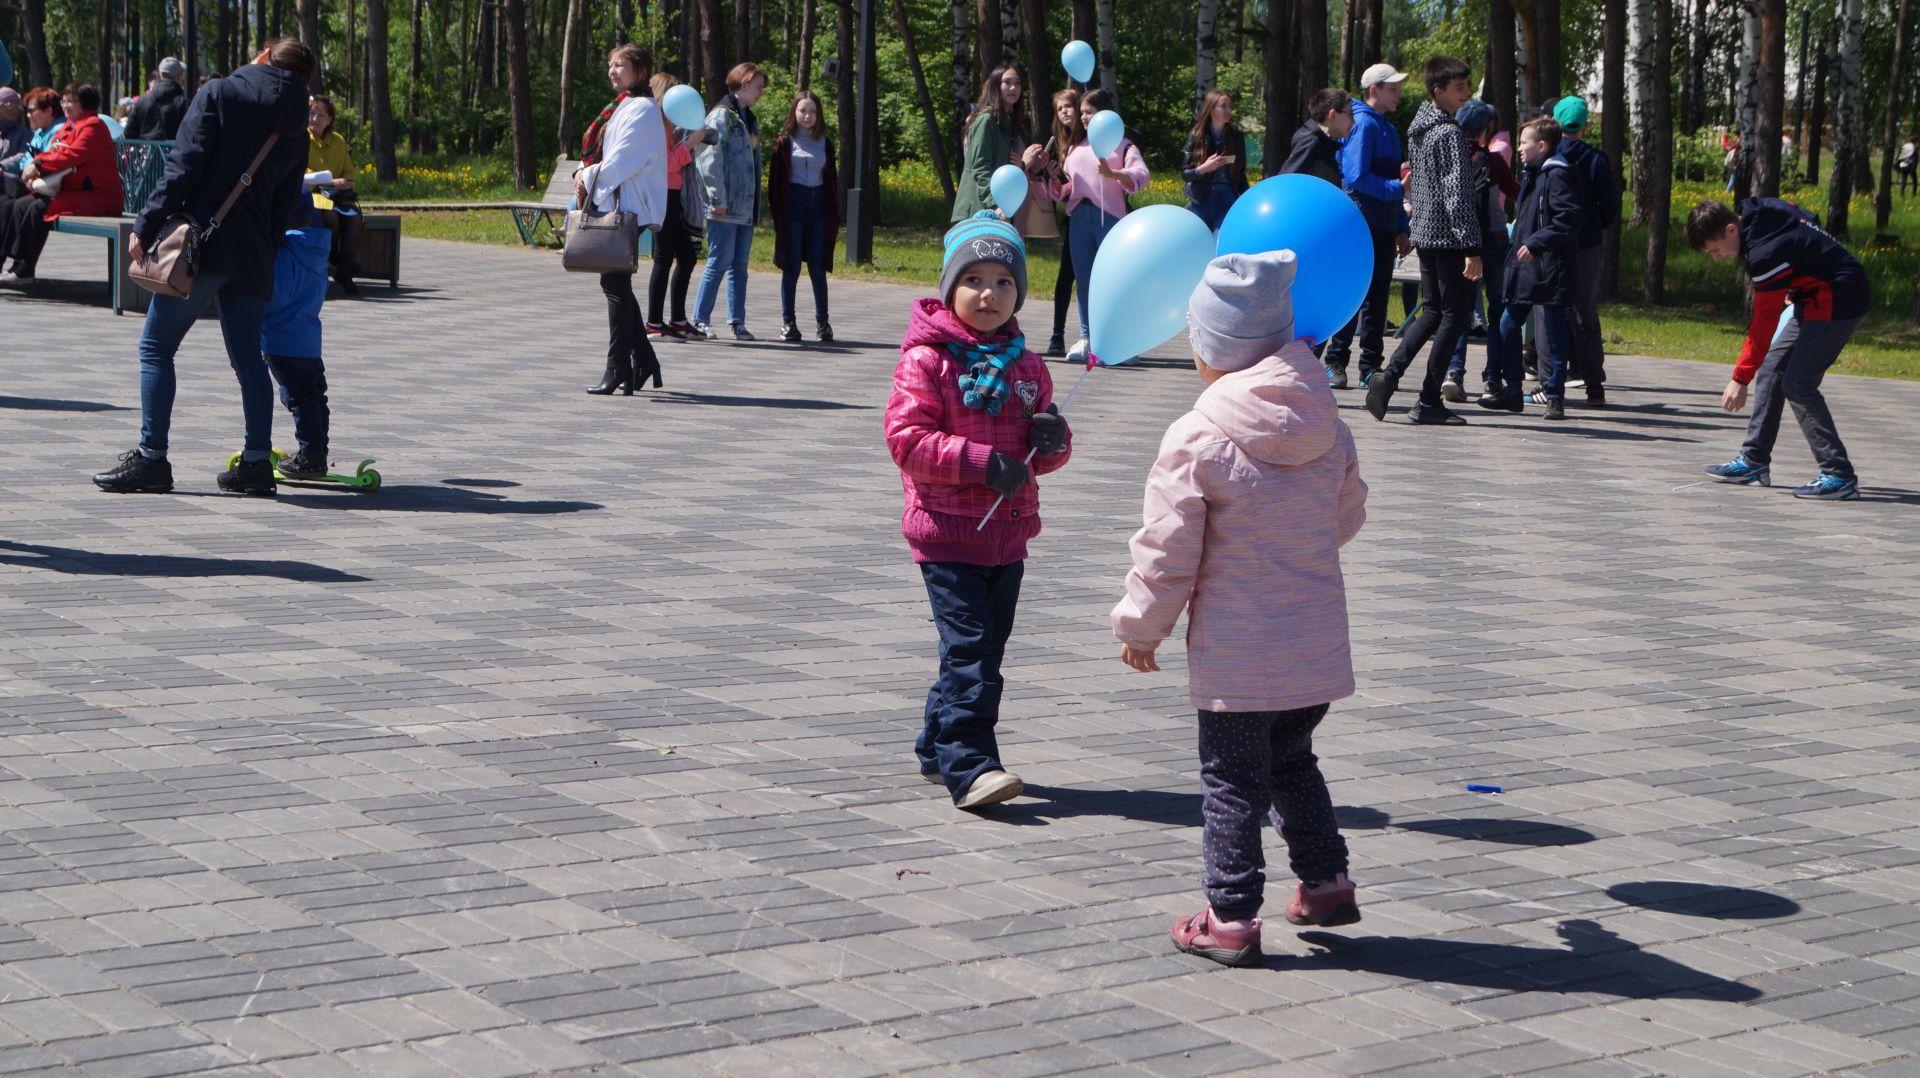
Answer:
[
  {"xmin": 1028, "ymin": 404, "xmax": 1067, "ymax": 456},
  {"xmin": 985, "ymin": 452, "xmax": 1031, "ymax": 498}
]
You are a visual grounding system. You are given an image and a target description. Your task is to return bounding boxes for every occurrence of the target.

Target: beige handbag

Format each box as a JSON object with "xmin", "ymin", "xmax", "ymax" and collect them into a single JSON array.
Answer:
[
  {"xmin": 131, "ymin": 133, "xmax": 280, "ymax": 300},
  {"xmin": 562, "ymin": 189, "xmax": 641, "ymax": 274}
]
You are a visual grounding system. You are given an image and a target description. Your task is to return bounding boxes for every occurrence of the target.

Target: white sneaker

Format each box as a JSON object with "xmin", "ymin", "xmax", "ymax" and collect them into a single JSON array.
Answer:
[
  {"xmin": 1564, "ymin": 377, "xmax": 1587, "ymax": 389},
  {"xmin": 0, "ymin": 271, "xmax": 35, "ymax": 286},
  {"xmin": 692, "ymin": 321, "xmax": 713, "ymax": 339},
  {"xmin": 1441, "ymin": 372, "xmax": 1465, "ymax": 402},
  {"xmin": 1066, "ymin": 339, "xmax": 1089, "ymax": 365},
  {"xmin": 955, "ymin": 769, "xmax": 1024, "ymax": 809}
]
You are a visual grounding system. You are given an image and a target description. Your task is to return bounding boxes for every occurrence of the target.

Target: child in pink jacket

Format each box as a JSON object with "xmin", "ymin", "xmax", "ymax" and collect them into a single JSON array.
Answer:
[
  {"xmin": 885, "ymin": 212, "xmax": 1073, "ymax": 810},
  {"xmin": 1112, "ymin": 250, "xmax": 1369, "ymax": 967}
]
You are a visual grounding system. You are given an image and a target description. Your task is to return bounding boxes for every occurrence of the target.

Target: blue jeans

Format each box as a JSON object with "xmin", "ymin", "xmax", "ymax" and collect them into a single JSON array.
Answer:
[
  {"xmin": 1188, "ymin": 184, "xmax": 1235, "ymax": 234},
  {"xmin": 1451, "ymin": 241, "xmax": 1508, "ymax": 383},
  {"xmin": 265, "ymin": 355, "xmax": 329, "ymax": 456},
  {"xmin": 1498, "ymin": 301, "xmax": 1572, "ymax": 397},
  {"xmin": 137, "ymin": 270, "xmax": 272, "ymax": 459},
  {"xmin": 779, "ymin": 184, "xmax": 830, "ymax": 324},
  {"xmin": 1068, "ymin": 200, "xmax": 1119, "ymax": 342},
  {"xmin": 919, "ymin": 560, "xmax": 1024, "ymax": 801},
  {"xmin": 693, "ymin": 219, "xmax": 753, "ymax": 326}
]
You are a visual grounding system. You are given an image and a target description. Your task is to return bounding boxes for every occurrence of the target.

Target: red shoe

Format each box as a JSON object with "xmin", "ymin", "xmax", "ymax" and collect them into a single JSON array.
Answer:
[
  {"xmin": 1285, "ymin": 873, "xmax": 1360, "ymax": 927},
  {"xmin": 1169, "ymin": 907, "xmax": 1262, "ymax": 967}
]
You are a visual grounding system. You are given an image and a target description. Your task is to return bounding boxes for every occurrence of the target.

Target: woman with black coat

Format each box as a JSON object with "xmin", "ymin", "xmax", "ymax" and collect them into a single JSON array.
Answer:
[
  {"xmin": 767, "ymin": 90, "xmax": 839, "ymax": 344},
  {"xmin": 93, "ymin": 38, "xmax": 317, "ymax": 497},
  {"xmin": 1180, "ymin": 91, "xmax": 1249, "ymax": 233}
]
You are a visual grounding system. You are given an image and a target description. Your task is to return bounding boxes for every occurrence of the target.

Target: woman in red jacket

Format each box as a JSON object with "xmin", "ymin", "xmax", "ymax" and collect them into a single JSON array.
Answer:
[{"xmin": 0, "ymin": 83, "xmax": 123, "ymax": 285}]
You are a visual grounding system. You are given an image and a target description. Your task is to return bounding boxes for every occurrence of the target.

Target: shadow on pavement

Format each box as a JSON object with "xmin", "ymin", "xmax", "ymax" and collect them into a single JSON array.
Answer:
[
  {"xmin": 649, "ymin": 391, "xmax": 871, "ymax": 411},
  {"xmin": 0, "ymin": 395, "xmax": 128, "ymax": 411},
  {"xmin": 1285, "ymin": 919, "xmax": 1763, "ymax": 1001},
  {"xmin": 1605, "ymin": 881, "xmax": 1802, "ymax": 919},
  {"xmin": 1392, "ymin": 817, "xmax": 1597, "ymax": 846},
  {"xmin": 441, "ymin": 477, "xmax": 522, "ymax": 488},
  {"xmin": 275, "ymin": 485, "xmax": 601, "ymax": 514},
  {"xmin": 0, "ymin": 540, "xmax": 368, "ymax": 581},
  {"xmin": 996, "ymin": 785, "xmax": 1202, "ymax": 826},
  {"xmin": 1854, "ymin": 487, "xmax": 1920, "ymax": 506}
]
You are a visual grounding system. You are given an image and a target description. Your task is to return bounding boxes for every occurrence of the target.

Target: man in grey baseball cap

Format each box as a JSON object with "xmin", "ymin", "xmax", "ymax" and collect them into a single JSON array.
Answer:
[
  {"xmin": 126, "ymin": 57, "xmax": 190, "ymax": 141},
  {"xmin": 1321, "ymin": 61, "xmax": 1411, "ymax": 392}
]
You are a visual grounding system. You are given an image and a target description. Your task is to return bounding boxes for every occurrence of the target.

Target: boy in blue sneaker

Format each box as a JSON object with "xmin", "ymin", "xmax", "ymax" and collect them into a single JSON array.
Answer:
[
  {"xmin": 260, "ymin": 193, "xmax": 337, "ymax": 479},
  {"xmin": 1688, "ymin": 198, "xmax": 1867, "ymax": 500}
]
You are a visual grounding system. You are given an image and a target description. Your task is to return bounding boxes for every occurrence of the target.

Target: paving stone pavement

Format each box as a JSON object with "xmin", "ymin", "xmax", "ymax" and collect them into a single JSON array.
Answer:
[{"xmin": 2, "ymin": 232, "xmax": 1919, "ymax": 1077}]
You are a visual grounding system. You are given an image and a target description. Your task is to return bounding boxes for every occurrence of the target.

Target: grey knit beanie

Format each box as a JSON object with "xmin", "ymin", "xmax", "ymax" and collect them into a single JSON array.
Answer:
[{"xmin": 1186, "ymin": 250, "xmax": 1298, "ymax": 372}]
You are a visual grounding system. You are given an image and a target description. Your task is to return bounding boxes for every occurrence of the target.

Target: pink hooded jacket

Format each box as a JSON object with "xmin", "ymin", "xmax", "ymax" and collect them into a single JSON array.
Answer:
[
  {"xmin": 885, "ymin": 299, "xmax": 1073, "ymax": 566},
  {"xmin": 1111, "ymin": 340, "xmax": 1367, "ymax": 712}
]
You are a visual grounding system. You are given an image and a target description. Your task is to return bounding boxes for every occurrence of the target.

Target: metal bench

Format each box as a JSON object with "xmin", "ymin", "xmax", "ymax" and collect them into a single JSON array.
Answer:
[{"xmin": 366, "ymin": 156, "xmax": 577, "ymax": 248}]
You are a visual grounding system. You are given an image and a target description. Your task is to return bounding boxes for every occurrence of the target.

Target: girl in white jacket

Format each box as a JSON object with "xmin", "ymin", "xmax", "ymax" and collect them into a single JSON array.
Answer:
[{"xmin": 576, "ymin": 44, "xmax": 668, "ymax": 395}]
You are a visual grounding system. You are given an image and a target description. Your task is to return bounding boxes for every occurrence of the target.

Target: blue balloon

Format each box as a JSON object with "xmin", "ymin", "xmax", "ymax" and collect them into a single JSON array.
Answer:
[
  {"xmin": 1061, "ymin": 40, "xmax": 1095, "ymax": 84},
  {"xmin": 1086, "ymin": 110, "xmax": 1124, "ymax": 159},
  {"xmin": 1215, "ymin": 174, "xmax": 1371, "ymax": 343},
  {"xmin": 1088, "ymin": 204, "xmax": 1218, "ymax": 365},
  {"xmin": 989, "ymin": 164, "xmax": 1028, "ymax": 217},
  {"xmin": 662, "ymin": 84, "xmax": 708, "ymax": 131}
]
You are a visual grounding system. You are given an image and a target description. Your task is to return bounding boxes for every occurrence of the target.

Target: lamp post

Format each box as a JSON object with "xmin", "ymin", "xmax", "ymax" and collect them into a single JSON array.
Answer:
[{"xmin": 846, "ymin": 0, "xmax": 877, "ymax": 263}]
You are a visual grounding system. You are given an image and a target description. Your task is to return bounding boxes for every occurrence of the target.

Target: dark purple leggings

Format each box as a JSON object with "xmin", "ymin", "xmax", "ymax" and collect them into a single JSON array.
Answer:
[{"xmin": 1197, "ymin": 703, "xmax": 1348, "ymax": 921}]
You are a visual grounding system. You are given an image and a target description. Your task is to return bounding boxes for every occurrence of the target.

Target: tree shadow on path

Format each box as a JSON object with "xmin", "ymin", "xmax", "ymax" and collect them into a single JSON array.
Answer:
[
  {"xmin": 1281, "ymin": 919, "xmax": 1762, "ymax": 1002},
  {"xmin": 0, "ymin": 540, "xmax": 368, "ymax": 582},
  {"xmin": 275, "ymin": 485, "xmax": 601, "ymax": 514},
  {"xmin": 0, "ymin": 395, "xmax": 128, "ymax": 411}
]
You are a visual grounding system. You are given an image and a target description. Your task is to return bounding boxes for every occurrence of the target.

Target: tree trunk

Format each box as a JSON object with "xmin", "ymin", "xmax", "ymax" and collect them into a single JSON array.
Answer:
[
  {"xmin": 1196, "ymin": 0, "xmax": 1218, "ymax": 116},
  {"xmin": 1095, "ymin": 0, "xmax": 1115, "ymax": 94},
  {"xmin": 1264, "ymin": 0, "xmax": 1297, "ymax": 177},
  {"xmin": 1530, "ymin": 0, "xmax": 1560, "ymax": 104},
  {"xmin": 1232, "ymin": 0, "xmax": 1245, "ymax": 63},
  {"xmin": 1684, "ymin": 0, "xmax": 1706, "ymax": 131},
  {"xmin": 896, "ymin": 0, "xmax": 955, "ymax": 201},
  {"xmin": 1806, "ymin": 16, "xmax": 1829, "ymax": 182},
  {"xmin": 953, "ymin": 0, "xmax": 973, "ymax": 133},
  {"xmin": 1021, "ymin": 0, "xmax": 1049, "ymax": 138},
  {"xmin": 1751, "ymin": 0, "xmax": 1785, "ymax": 197},
  {"xmin": 1602, "ymin": 0, "xmax": 1625, "ymax": 298},
  {"xmin": 217, "ymin": 0, "xmax": 231, "ymax": 78},
  {"xmin": 409, "ymin": 0, "xmax": 424, "ymax": 151},
  {"xmin": 1875, "ymin": 0, "xmax": 1913, "ymax": 231},
  {"xmin": 1299, "ymin": 0, "xmax": 1328, "ymax": 106},
  {"xmin": 1826, "ymin": 0, "xmax": 1861, "ymax": 236},
  {"xmin": 1359, "ymin": 0, "xmax": 1380, "ymax": 69},
  {"xmin": 19, "ymin": 0, "xmax": 51, "ymax": 88},
  {"xmin": 349, "ymin": 0, "xmax": 360, "ymax": 106},
  {"xmin": 1629, "ymin": 0, "xmax": 1656, "ymax": 225},
  {"xmin": 701, "ymin": 0, "xmax": 725, "ymax": 100},
  {"xmin": 977, "ymin": 0, "xmax": 1000, "ymax": 69},
  {"xmin": 366, "ymin": 0, "xmax": 398, "ymax": 180},
  {"xmin": 502, "ymin": 0, "xmax": 536, "ymax": 188},
  {"xmin": 556, "ymin": 0, "xmax": 583, "ymax": 157},
  {"xmin": 1731, "ymin": 0, "xmax": 1758, "ymax": 198},
  {"xmin": 298, "ymin": 0, "xmax": 322, "ymax": 90},
  {"xmin": 1645, "ymin": 0, "xmax": 1674, "ymax": 304},
  {"xmin": 1489, "ymin": 0, "xmax": 1517, "ymax": 139},
  {"xmin": 837, "ymin": 0, "xmax": 855, "ymax": 213},
  {"xmin": 1791, "ymin": 7, "xmax": 1808, "ymax": 146},
  {"xmin": 685, "ymin": 0, "xmax": 699, "ymax": 87},
  {"xmin": 796, "ymin": 0, "xmax": 816, "ymax": 87},
  {"xmin": 1337, "ymin": 0, "xmax": 1355, "ymax": 87},
  {"xmin": 737, "ymin": 0, "xmax": 750, "ymax": 64},
  {"xmin": 1071, "ymin": 0, "xmax": 1094, "ymax": 45},
  {"xmin": 1000, "ymin": 0, "xmax": 1020, "ymax": 73}
]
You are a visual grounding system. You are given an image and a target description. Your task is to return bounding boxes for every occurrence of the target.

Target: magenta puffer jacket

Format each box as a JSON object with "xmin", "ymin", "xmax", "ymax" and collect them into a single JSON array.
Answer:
[{"xmin": 884, "ymin": 298, "xmax": 1073, "ymax": 566}]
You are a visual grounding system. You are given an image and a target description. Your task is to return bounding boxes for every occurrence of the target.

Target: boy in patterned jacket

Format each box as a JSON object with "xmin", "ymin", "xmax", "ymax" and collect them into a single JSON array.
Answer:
[{"xmin": 884, "ymin": 212, "xmax": 1074, "ymax": 809}]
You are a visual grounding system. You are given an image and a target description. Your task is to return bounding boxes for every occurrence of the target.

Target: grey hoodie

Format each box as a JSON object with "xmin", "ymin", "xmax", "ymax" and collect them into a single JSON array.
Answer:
[{"xmin": 1404, "ymin": 101, "xmax": 1483, "ymax": 255}]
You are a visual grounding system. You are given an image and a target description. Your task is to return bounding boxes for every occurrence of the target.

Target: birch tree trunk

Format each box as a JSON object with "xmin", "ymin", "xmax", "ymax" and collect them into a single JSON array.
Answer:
[
  {"xmin": 503, "ymin": 0, "xmax": 536, "ymax": 188},
  {"xmin": 1731, "ymin": 0, "xmax": 1758, "ymax": 199},
  {"xmin": 1645, "ymin": 0, "xmax": 1674, "ymax": 304},
  {"xmin": 1750, "ymin": 0, "xmax": 1785, "ymax": 197},
  {"xmin": 1684, "ymin": 0, "xmax": 1707, "ymax": 131},
  {"xmin": 1629, "ymin": 0, "xmax": 1657, "ymax": 226},
  {"xmin": 556, "ymin": 0, "xmax": 583, "ymax": 158},
  {"xmin": 1196, "ymin": 0, "xmax": 1218, "ymax": 117},
  {"xmin": 1826, "ymin": 0, "xmax": 1862, "ymax": 235},
  {"xmin": 1874, "ymin": 0, "xmax": 1913, "ymax": 232},
  {"xmin": 1095, "ymin": 0, "xmax": 1116, "ymax": 94},
  {"xmin": 1602, "ymin": 0, "xmax": 1625, "ymax": 298},
  {"xmin": 999, "ymin": 0, "xmax": 1020, "ymax": 73}
]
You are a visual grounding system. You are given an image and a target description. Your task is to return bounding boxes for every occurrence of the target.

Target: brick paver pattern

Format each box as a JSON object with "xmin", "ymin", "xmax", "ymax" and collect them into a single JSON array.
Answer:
[{"xmin": 2, "ymin": 235, "xmax": 1918, "ymax": 1077}]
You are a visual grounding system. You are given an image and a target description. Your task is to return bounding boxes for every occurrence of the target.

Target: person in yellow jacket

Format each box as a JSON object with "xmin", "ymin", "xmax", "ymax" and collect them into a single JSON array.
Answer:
[{"xmin": 306, "ymin": 94, "xmax": 362, "ymax": 293}]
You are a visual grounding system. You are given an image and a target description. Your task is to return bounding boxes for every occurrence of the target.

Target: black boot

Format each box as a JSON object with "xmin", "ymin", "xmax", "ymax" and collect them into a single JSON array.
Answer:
[
  {"xmin": 815, "ymin": 321, "xmax": 834, "ymax": 343},
  {"xmin": 781, "ymin": 319, "xmax": 802, "ymax": 342},
  {"xmin": 587, "ymin": 360, "xmax": 633, "ymax": 395}
]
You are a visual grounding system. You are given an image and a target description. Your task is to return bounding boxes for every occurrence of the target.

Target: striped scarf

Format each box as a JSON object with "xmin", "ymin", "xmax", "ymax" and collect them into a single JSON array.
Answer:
[
  {"xmin": 949, "ymin": 336, "xmax": 1026, "ymax": 415},
  {"xmin": 580, "ymin": 93, "xmax": 628, "ymax": 166}
]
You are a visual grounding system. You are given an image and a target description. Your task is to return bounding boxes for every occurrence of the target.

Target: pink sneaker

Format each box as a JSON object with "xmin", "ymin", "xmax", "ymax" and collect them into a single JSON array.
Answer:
[
  {"xmin": 1169, "ymin": 907, "xmax": 1262, "ymax": 967},
  {"xmin": 1285, "ymin": 873, "xmax": 1360, "ymax": 927}
]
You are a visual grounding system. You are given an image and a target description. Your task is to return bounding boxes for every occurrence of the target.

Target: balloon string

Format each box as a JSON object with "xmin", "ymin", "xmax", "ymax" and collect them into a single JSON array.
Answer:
[{"xmin": 975, "ymin": 363, "xmax": 1096, "ymax": 532}]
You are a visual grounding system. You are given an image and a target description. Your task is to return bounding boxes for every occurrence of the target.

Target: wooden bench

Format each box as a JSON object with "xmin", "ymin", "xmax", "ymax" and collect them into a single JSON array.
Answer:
[
  {"xmin": 42, "ymin": 139, "xmax": 400, "ymax": 314},
  {"xmin": 365, "ymin": 155, "xmax": 578, "ymax": 248}
]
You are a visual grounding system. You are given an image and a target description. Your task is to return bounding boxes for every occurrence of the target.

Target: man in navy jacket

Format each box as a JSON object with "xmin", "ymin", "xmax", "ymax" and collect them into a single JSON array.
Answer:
[
  {"xmin": 1321, "ymin": 62, "xmax": 1413, "ymax": 389},
  {"xmin": 1552, "ymin": 97, "xmax": 1619, "ymax": 405}
]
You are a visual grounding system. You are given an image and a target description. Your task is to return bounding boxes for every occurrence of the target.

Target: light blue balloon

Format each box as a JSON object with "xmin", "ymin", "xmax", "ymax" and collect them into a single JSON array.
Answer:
[
  {"xmin": 1215, "ymin": 173, "xmax": 1371, "ymax": 343},
  {"xmin": 662, "ymin": 84, "xmax": 708, "ymax": 131},
  {"xmin": 1088, "ymin": 204, "xmax": 1217, "ymax": 365},
  {"xmin": 989, "ymin": 165, "xmax": 1028, "ymax": 216},
  {"xmin": 1061, "ymin": 40, "xmax": 1095, "ymax": 84},
  {"xmin": 1087, "ymin": 110, "xmax": 1124, "ymax": 159}
]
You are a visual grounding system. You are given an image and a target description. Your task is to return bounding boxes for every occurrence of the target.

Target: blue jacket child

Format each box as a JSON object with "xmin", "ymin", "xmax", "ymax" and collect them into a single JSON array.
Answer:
[{"xmin": 259, "ymin": 198, "xmax": 335, "ymax": 476}]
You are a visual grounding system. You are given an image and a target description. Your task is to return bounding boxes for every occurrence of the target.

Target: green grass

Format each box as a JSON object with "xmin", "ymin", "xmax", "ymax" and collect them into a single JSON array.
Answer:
[{"xmin": 381, "ymin": 153, "xmax": 1920, "ymax": 379}]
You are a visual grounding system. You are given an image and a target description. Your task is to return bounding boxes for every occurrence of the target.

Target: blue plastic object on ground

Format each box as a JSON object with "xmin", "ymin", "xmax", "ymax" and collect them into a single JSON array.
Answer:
[{"xmin": 1466, "ymin": 784, "xmax": 1504, "ymax": 793}]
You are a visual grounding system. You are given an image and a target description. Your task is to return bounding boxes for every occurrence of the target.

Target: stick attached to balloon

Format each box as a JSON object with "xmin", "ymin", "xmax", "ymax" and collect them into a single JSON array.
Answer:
[{"xmin": 974, "ymin": 204, "xmax": 1221, "ymax": 531}]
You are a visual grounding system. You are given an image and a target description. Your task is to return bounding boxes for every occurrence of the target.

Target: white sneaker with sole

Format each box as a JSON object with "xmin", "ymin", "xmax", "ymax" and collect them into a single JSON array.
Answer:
[{"xmin": 955, "ymin": 770, "xmax": 1024, "ymax": 809}]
